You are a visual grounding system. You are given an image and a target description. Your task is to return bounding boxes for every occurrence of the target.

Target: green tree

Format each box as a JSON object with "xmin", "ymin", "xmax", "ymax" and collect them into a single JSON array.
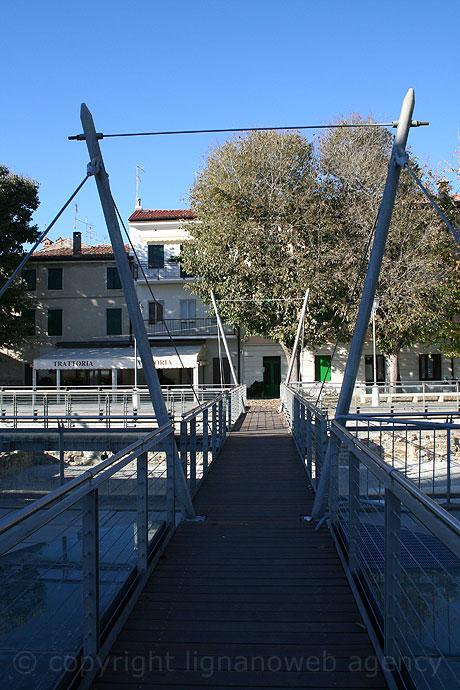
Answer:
[
  {"xmin": 0, "ymin": 165, "xmax": 40, "ymax": 346},
  {"xmin": 183, "ymin": 124, "xmax": 455, "ymax": 386},
  {"xmin": 182, "ymin": 130, "xmax": 346, "ymax": 374},
  {"xmin": 314, "ymin": 118, "xmax": 451, "ymax": 384}
]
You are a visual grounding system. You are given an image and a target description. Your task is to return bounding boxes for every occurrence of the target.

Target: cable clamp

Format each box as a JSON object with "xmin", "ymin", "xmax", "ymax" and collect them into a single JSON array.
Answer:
[
  {"xmin": 87, "ymin": 157, "xmax": 102, "ymax": 176},
  {"xmin": 393, "ymin": 145, "xmax": 409, "ymax": 168}
]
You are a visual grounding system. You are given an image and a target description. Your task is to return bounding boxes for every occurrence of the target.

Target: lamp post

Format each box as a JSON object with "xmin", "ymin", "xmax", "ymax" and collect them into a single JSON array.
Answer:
[
  {"xmin": 132, "ymin": 303, "xmax": 143, "ymax": 412},
  {"xmin": 372, "ymin": 295, "xmax": 380, "ymax": 407}
]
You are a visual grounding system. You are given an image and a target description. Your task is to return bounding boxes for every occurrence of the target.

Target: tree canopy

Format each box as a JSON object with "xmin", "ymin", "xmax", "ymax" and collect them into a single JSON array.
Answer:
[
  {"xmin": 0, "ymin": 165, "xmax": 40, "ymax": 347},
  {"xmin": 182, "ymin": 124, "xmax": 458, "ymax": 382}
]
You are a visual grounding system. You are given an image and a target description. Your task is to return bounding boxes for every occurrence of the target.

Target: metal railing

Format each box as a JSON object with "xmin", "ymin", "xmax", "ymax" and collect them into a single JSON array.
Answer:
[
  {"xmin": 290, "ymin": 380, "xmax": 460, "ymax": 411},
  {"xmin": 343, "ymin": 412, "xmax": 460, "ymax": 504},
  {"xmin": 282, "ymin": 382, "xmax": 460, "ymax": 689},
  {"xmin": 330, "ymin": 420, "xmax": 460, "ymax": 690},
  {"xmin": 145, "ymin": 317, "xmax": 235, "ymax": 337},
  {"xmin": 0, "ymin": 385, "xmax": 236, "ymax": 427},
  {"xmin": 0, "ymin": 385, "xmax": 246, "ymax": 690},
  {"xmin": 280, "ymin": 383, "xmax": 328, "ymax": 488}
]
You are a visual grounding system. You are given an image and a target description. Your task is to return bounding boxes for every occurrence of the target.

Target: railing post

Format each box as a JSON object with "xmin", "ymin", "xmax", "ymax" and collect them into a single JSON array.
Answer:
[
  {"xmin": 348, "ymin": 448, "xmax": 360, "ymax": 575},
  {"xmin": 212, "ymin": 403, "xmax": 218, "ymax": 459},
  {"xmin": 163, "ymin": 428, "xmax": 176, "ymax": 527},
  {"xmin": 82, "ymin": 489, "xmax": 100, "ymax": 661},
  {"xmin": 446, "ymin": 427, "xmax": 451, "ymax": 506},
  {"xmin": 137, "ymin": 451, "xmax": 148, "ymax": 573},
  {"xmin": 58, "ymin": 423, "xmax": 65, "ymax": 485},
  {"xmin": 328, "ymin": 431, "xmax": 340, "ymax": 525},
  {"xmin": 180, "ymin": 419, "xmax": 187, "ymax": 476},
  {"xmin": 306, "ymin": 409, "xmax": 313, "ymax": 476},
  {"xmin": 219, "ymin": 398, "xmax": 224, "ymax": 445},
  {"xmin": 190, "ymin": 417, "xmax": 197, "ymax": 491},
  {"xmin": 202, "ymin": 408, "xmax": 209, "ymax": 473},
  {"xmin": 384, "ymin": 488, "xmax": 401, "ymax": 661},
  {"xmin": 227, "ymin": 393, "xmax": 232, "ymax": 430},
  {"xmin": 293, "ymin": 396, "xmax": 300, "ymax": 449}
]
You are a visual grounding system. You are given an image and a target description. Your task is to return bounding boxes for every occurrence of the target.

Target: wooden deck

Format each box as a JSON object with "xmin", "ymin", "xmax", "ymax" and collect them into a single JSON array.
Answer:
[{"xmin": 93, "ymin": 401, "xmax": 387, "ymax": 689}]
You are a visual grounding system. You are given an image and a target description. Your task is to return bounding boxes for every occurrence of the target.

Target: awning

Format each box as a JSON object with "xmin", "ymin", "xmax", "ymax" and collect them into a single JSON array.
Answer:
[{"xmin": 33, "ymin": 345, "xmax": 206, "ymax": 370}]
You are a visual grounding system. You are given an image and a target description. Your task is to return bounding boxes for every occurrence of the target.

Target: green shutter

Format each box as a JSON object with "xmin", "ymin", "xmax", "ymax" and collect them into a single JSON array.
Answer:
[
  {"xmin": 107, "ymin": 266, "xmax": 121, "ymax": 289},
  {"xmin": 148, "ymin": 245, "xmax": 164, "ymax": 268},
  {"xmin": 21, "ymin": 269, "xmax": 36, "ymax": 290},
  {"xmin": 106, "ymin": 308, "xmax": 122, "ymax": 335},
  {"xmin": 48, "ymin": 267, "xmax": 62, "ymax": 290},
  {"xmin": 23, "ymin": 309, "xmax": 35, "ymax": 336},
  {"xmin": 48, "ymin": 309, "xmax": 62, "ymax": 336}
]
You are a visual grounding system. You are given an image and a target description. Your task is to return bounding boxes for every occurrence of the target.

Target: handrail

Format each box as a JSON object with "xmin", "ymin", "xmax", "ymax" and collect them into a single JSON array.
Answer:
[
  {"xmin": 0, "ymin": 420, "xmax": 173, "ymax": 540},
  {"xmin": 331, "ymin": 419, "xmax": 460, "ymax": 541}
]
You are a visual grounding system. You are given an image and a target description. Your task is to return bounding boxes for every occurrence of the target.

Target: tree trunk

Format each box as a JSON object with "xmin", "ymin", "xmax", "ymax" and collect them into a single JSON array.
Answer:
[
  {"xmin": 281, "ymin": 343, "xmax": 299, "ymax": 383},
  {"xmin": 385, "ymin": 352, "xmax": 399, "ymax": 393}
]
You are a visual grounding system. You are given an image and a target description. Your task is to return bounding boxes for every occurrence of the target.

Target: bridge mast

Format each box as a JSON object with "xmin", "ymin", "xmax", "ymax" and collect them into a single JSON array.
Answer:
[
  {"xmin": 79, "ymin": 103, "xmax": 195, "ymax": 518},
  {"xmin": 312, "ymin": 88, "xmax": 415, "ymax": 519}
]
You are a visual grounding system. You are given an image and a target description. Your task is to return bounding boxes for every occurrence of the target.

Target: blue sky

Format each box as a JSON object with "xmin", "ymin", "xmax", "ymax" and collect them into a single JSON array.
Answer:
[{"xmin": 1, "ymin": 0, "xmax": 459, "ymax": 244}]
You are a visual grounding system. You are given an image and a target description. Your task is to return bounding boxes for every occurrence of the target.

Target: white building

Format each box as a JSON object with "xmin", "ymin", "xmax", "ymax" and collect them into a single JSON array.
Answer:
[{"xmin": 129, "ymin": 208, "xmax": 240, "ymax": 387}]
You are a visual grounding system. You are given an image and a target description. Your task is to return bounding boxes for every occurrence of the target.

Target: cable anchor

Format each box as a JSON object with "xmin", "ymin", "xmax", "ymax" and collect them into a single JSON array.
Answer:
[
  {"xmin": 87, "ymin": 157, "xmax": 102, "ymax": 176},
  {"xmin": 393, "ymin": 145, "xmax": 409, "ymax": 168}
]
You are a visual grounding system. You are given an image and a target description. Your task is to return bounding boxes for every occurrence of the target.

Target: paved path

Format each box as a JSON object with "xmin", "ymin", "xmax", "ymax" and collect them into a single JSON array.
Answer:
[{"xmin": 93, "ymin": 401, "xmax": 387, "ymax": 689}]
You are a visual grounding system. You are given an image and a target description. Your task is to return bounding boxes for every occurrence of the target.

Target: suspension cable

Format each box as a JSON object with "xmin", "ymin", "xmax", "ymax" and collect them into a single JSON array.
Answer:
[
  {"xmin": 315, "ymin": 212, "xmax": 380, "ymax": 407},
  {"xmin": 403, "ymin": 162, "xmax": 460, "ymax": 246},
  {"xmin": 0, "ymin": 173, "xmax": 91, "ymax": 301},
  {"xmin": 69, "ymin": 121, "xmax": 429, "ymax": 141}
]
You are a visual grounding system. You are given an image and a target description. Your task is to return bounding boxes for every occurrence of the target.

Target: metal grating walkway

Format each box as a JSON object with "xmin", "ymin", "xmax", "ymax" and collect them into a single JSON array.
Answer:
[{"xmin": 93, "ymin": 400, "xmax": 387, "ymax": 689}]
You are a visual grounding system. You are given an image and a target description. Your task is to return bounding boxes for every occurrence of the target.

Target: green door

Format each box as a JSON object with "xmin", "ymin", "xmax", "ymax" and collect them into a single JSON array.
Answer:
[
  {"xmin": 263, "ymin": 356, "xmax": 281, "ymax": 397},
  {"xmin": 315, "ymin": 355, "xmax": 331, "ymax": 382}
]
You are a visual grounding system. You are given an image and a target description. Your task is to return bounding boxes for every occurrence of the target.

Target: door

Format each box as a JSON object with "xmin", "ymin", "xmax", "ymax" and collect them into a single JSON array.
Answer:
[
  {"xmin": 263, "ymin": 356, "xmax": 281, "ymax": 397},
  {"xmin": 315, "ymin": 355, "xmax": 331, "ymax": 382}
]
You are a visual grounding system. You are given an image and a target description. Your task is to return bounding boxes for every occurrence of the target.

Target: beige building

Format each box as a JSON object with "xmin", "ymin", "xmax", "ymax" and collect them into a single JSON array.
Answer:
[{"xmin": 0, "ymin": 232, "xmax": 133, "ymax": 387}]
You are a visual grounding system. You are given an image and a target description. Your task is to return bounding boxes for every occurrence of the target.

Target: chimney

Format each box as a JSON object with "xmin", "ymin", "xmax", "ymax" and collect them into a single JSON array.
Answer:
[
  {"xmin": 42, "ymin": 238, "xmax": 53, "ymax": 247},
  {"xmin": 73, "ymin": 231, "xmax": 82, "ymax": 254},
  {"xmin": 437, "ymin": 177, "xmax": 449, "ymax": 199},
  {"xmin": 135, "ymin": 197, "xmax": 142, "ymax": 210}
]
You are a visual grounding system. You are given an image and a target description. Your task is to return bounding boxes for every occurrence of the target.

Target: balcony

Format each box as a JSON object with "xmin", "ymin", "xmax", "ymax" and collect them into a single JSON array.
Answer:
[
  {"xmin": 145, "ymin": 318, "xmax": 235, "ymax": 338},
  {"xmin": 137, "ymin": 261, "xmax": 192, "ymax": 281}
]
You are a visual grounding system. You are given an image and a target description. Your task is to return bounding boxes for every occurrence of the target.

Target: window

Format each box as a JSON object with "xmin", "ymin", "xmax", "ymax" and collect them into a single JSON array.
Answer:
[
  {"xmin": 180, "ymin": 300, "xmax": 196, "ymax": 334},
  {"xmin": 148, "ymin": 244, "xmax": 164, "ymax": 269},
  {"xmin": 23, "ymin": 308, "xmax": 35, "ymax": 336},
  {"xmin": 365, "ymin": 355, "xmax": 386, "ymax": 383},
  {"xmin": 47, "ymin": 309, "xmax": 62, "ymax": 336},
  {"xmin": 106, "ymin": 308, "xmax": 122, "ymax": 335},
  {"xmin": 315, "ymin": 355, "xmax": 331, "ymax": 382},
  {"xmin": 419, "ymin": 353, "xmax": 441, "ymax": 381},
  {"xmin": 47, "ymin": 267, "xmax": 62, "ymax": 290},
  {"xmin": 21, "ymin": 268, "xmax": 36, "ymax": 291},
  {"xmin": 106, "ymin": 266, "xmax": 122, "ymax": 289},
  {"xmin": 148, "ymin": 301, "xmax": 164, "ymax": 324},
  {"xmin": 213, "ymin": 357, "xmax": 231, "ymax": 385}
]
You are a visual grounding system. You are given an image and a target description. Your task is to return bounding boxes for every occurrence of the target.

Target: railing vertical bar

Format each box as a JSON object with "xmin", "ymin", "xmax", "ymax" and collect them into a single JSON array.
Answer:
[
  {"xmin": 384, "ymin": 488, "xmax": 401, "ymax": 662},
  {"xmin": 348, "ymin": 448, "xmax": 360, "ymax": 574},
  {"xmin": 136, "ymin": 451, "xmax": 148, "ymax": 573},
  {"xmin": 190, "ymin": 417, "xmax": 196, "ymax": 490},
  {"xmin": 202, "ymin": 408, "xmax": 209, "ymax": 472},
  {"xmin": 82, "ymin": 489, "xmax": 100, "ymax": 660}
]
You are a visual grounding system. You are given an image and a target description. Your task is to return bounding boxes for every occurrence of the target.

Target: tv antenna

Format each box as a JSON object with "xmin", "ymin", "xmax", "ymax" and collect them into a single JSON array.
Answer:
[{"xmin": 136, "ymin": 165, "xmax": 145, "ymax": 209}]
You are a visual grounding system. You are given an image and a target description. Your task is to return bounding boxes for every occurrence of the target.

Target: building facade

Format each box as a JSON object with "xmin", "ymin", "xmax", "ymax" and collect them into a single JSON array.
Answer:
[{"xmin": 128, "ymin": 208, "xmax": 239, "ymax": 387}]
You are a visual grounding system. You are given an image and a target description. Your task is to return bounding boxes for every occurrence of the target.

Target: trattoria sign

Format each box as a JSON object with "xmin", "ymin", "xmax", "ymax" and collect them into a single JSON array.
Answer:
[{"xmin": 53, "ymin": 360, "xmax": 94, "ymax": 369}]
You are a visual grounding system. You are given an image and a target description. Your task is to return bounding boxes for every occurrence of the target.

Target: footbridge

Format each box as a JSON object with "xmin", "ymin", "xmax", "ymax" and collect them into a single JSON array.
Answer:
[{"xmin": 2, "ymin": 384, "xmax": 460, "ymax": 690}]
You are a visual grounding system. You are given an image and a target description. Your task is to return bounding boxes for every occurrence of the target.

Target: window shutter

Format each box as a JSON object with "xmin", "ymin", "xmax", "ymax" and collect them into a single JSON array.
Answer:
[{"xmin": 148, "ymin": 245, "xmax": 164, "ymax": 269}]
